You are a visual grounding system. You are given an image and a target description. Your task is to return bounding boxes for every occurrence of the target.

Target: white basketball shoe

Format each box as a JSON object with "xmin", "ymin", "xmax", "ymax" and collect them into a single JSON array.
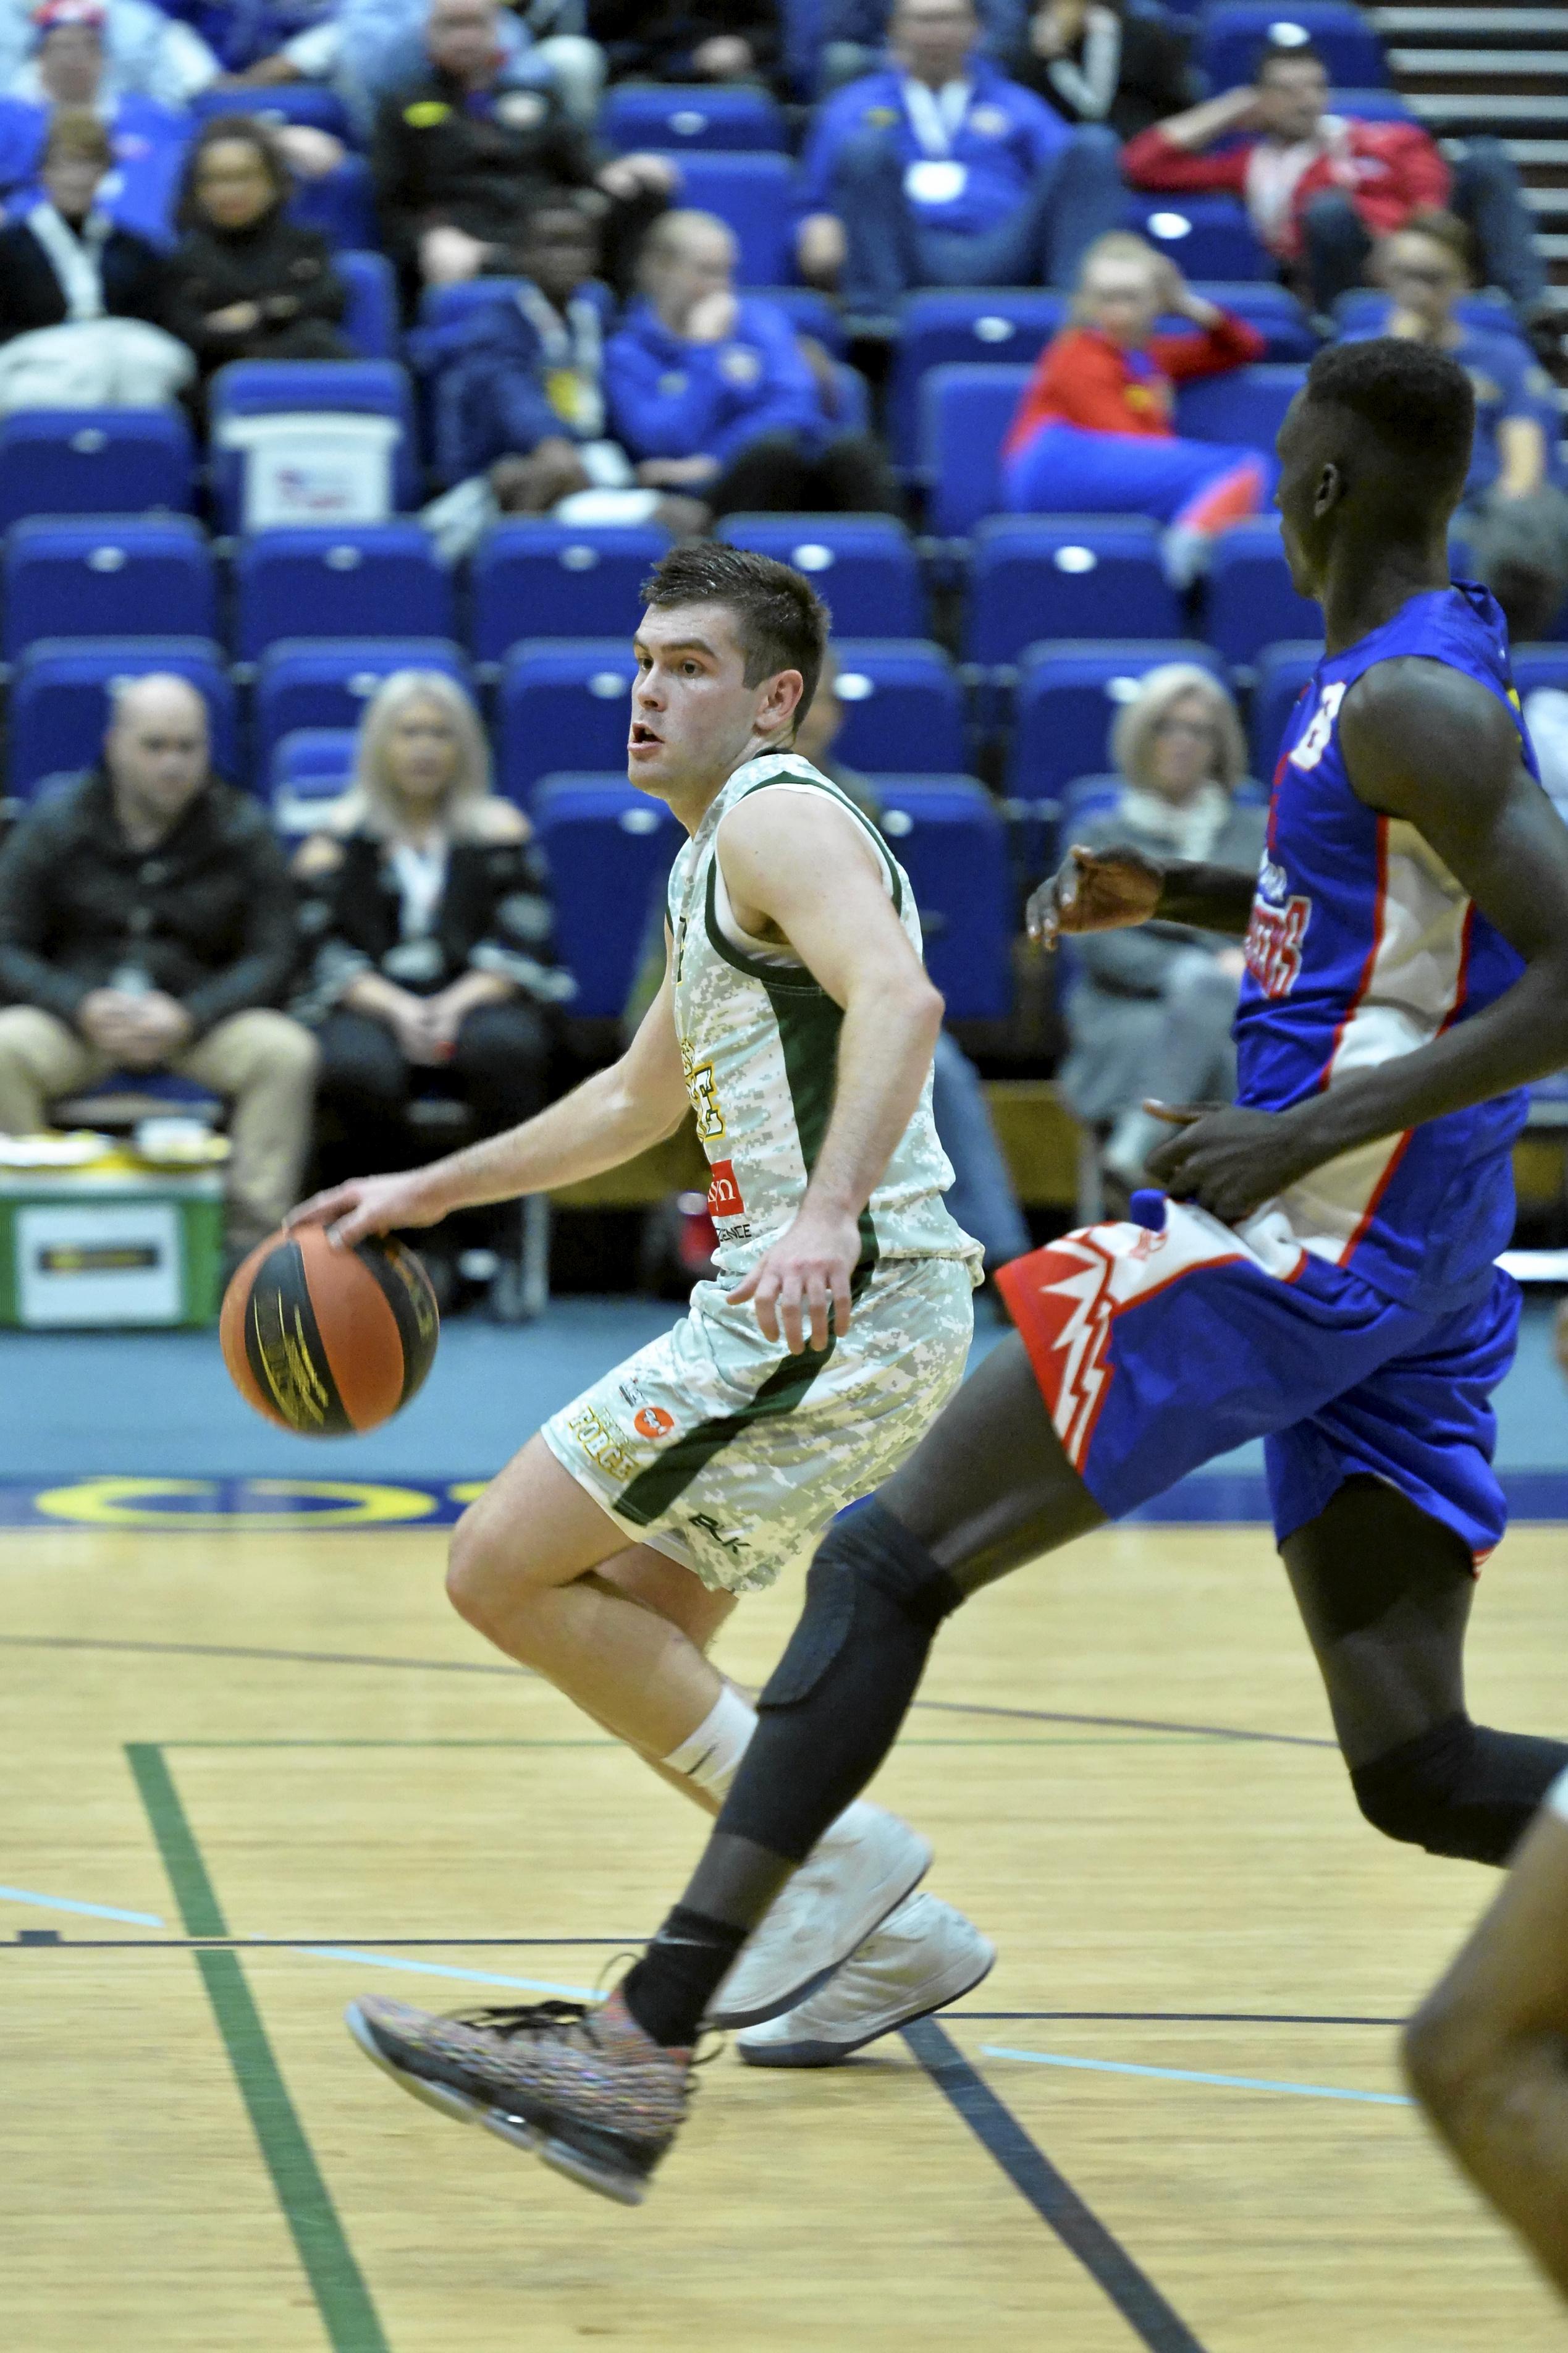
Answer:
[{"xmin": 735, "ymin": 1891, "xmax": 995, "ymax": 2067}]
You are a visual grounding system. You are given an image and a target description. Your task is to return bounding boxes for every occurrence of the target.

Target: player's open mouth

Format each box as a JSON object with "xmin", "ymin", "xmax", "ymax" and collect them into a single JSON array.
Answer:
[{"xmin": 629, "ymin": 724, "xmax": 662, "ymax": 756}]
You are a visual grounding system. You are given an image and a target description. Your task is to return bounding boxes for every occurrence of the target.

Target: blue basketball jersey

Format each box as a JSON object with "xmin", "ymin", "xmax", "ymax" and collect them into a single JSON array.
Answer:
[{"xmin": 1234, "ymin": 582, "xmax": 1534, "ymax": 1314}]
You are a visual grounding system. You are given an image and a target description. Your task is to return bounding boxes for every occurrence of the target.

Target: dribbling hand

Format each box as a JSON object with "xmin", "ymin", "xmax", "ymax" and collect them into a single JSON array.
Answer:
[
  {"xmin": 287, "ymin": 1171, "xmax": 447, "ymax": 1249},
  {"xmin": 1026, "ymin": 843, "xmax": 1165, "ymax": 950}
]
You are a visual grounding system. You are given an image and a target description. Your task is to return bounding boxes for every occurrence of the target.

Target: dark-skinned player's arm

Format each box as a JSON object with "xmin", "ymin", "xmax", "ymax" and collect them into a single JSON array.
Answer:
[
  {"xmin": 1404, "ymin": 1796, "xmax": 1568, "ymax": 2302},
  {"xmin": 1026, "ymin": 841, "xmax": 1255, "ymax": 948},
  {"xmin": 1146, "ymin": 657, "xmax": 1568, "ymax": 1225},
  {"xmin": 715, "ymin": 791, "xmax": 943, "ymax": 1358}
]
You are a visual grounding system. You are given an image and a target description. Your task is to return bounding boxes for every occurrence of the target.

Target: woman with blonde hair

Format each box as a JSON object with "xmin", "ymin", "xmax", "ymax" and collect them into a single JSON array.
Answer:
[
  {"xmin": 1001, "ymin": 231, "xmax": 1270, "ymax": 583},
  {"xmin": 294, "ymin": 670, "xmax": 573, "ymax": 1278},
  {"xmin": 1055, "ymin": 659, "xmax": 1265, "ymax": 1186}
]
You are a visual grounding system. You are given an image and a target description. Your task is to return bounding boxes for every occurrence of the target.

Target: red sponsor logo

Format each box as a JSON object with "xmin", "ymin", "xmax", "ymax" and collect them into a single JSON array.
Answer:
[
  {"xmin": 634, "ymin": 1405, "xmax": 675, "ymax": 1440},
  {"xmin": 1244, "ymin": 892, "xmax": 1310, "ymax": 1000},
  {"xmin": 707, "ymin": 1159, "xmax": 745, "ymax": 1219}
]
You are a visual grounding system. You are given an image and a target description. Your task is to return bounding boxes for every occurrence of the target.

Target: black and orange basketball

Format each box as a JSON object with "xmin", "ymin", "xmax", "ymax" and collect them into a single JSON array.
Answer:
[{"xmin": 221, "ymin": 1227, "xmax": 439, "ymax": 1435}]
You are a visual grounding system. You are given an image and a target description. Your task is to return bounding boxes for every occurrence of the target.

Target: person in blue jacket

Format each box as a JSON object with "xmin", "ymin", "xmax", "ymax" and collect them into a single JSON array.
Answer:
[
  {"xmin": 795, "ymin": 0, "xmax": 1124, "ymax": 316},
  {"xmin": 604, "ymin": 208, "xmax": 900, "ymax": 517},
  {"xmin": 0, "ymin": 0, "xmax": 189, "ymax": 244}
]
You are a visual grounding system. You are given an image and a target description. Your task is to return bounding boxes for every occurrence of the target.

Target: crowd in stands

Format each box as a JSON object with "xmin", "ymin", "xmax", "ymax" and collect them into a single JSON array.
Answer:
[{"xmin": 0, "ymin": 0, "xmax": 1563, "ymax": 1277}]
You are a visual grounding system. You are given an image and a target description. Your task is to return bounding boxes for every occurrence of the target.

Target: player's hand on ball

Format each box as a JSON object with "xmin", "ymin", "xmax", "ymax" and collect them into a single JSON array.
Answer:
[
  {"xmin": 287, "ymin": 1171, "xmax": 446, "ymax": 1249},
  {"xmin": 1027, "ymin": 844, "xmax": 1165, "ymax": 949},
  {"xmin": 1144, "ymin": 1100, "xmax": 1315, "ymax": 1227},
  {"xmin": 728, "ymin": 1207, "xmax": 859, "ymax": 1354}
]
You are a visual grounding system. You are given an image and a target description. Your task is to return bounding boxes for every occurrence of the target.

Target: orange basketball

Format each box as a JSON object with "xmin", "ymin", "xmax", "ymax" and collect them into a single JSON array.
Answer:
[{"xmin": 221, "ymin": 1227, "xmax": 439, "ymax": 1435}]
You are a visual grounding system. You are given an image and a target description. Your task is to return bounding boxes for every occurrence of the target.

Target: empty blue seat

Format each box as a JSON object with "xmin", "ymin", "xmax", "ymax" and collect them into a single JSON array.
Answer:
[
  {"xmin": 919, "ymin": 363, "xmax": 1031, "ymax": 536},
  {"xmin": 234, "ymin": 526, "xmax": 456, "ymax": 660},
  {"xmin": 718, "ymin": 514, "xmax": 925, "ymax": 637},
  {"xmin": 1250, "ymin": 639, "xmax": 1323, "ymax": 773},
  {"xmin": 3, "ymin": 516, "xmax": 216, "ymax": 662},
  {"xmin": 1205, "ymin": 517, "xmax": 1320, "ymax": 665},
  {"xmin": 829, "ymin": 641, "xmax": 966, "ymax": 772},
  {"xmin": 271, "ymin": 726, "xmax": 358, "ymax": 832},
  {"xmin": 190, "ymin": 86, "xmax": 355, "ymax": 141},
  {"xmin": 254, "ymin": 638, "xmax": 469, "ymax": 770},
  {"xmin": 1005, "ymin": 641, "xmax": 1228, "ymax": 799},
  {"xmin": 1199, "ymin": 6, "xmax": 1388, "ymax": 93},
  {"xmin": 0, "ymin": 408, "xmax": 194, "ymax": 531},
  {"xmin": 337, "ymin": 250, "xmax": 398, "ymax": 359},
  {"xmin": 1176, "ymin": 362, "xmax": 1307, "ymax": 452},
  {"xmin": 657, "ymin": 153, "xmax": 794, "ymax": 285},
  {"xmin": 533, "ymin": 776, "xmax": 681, "ymax": 1016},
  {"xmin": 9, "ymin": 638, "xmax": 237, "ymax": 798},
  {"xmin": 1330, "ymin": 87, "xmax": 1413, "ymax": 122},
  {"xmin": 1174, "ymin": 281, "xmax": 1317, "ymax": 361},
  {"xmin": 209, "ymin": 358, "xmax": 419, "ymax": 526},
  {"xmin": 497, "ymin": 639, "xmax": 640, "ymax": 805},
  {"xmin": 888, "ymin": 290, "xmax": 1066, "ymax": 470},
  {"xmin": 287, "ymin": 153, "xmax": 378, "ymax": 250},
  {"xmin": 878, "ymin": 779, "xmax": 1010, "ymax": 1019},
  {"xmin": 1127, "ymin": 195, "xmax": 1271, "ymax": 282},
  {"xmin": 602, "ymin": 82, "xmax": 787, "ymax": 152},
  {"xmin": 472, "ymin": 523, "xmax": 669, "ymax": 661},
  {"xmin": 967, "ymin": 518, "xmax": 1182, "ymax": 666}
]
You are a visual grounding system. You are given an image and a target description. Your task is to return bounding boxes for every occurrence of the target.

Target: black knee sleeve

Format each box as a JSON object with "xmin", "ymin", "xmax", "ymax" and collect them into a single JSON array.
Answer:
[
  {"xmin": 759, "ymin": 1499, "xmax": 963, "ymax": 1710},
  {"xmin": 1351, "ymin": 1712, "xmax": 1568, "ymax": 1865}
]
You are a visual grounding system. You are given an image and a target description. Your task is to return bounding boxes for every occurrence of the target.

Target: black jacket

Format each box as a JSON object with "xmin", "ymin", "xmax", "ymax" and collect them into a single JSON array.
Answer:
[
  {"xmin": 370, "ymin": 67, "xmax": 601, "ymax": 277},
  {"xmin": 0, "ymin": 213, "xmax": 170, "ymax": 344},
  {"xmin": 588, "ymin": 0, "xmax": 780, "ymax": 87},
  {"xmin": 0, "ymin": 771, "xmax": 300, "ymax": 1034},
  {"xmin": 1011, "ymin": 11, "xmax": 1192, "ymax": 140},
  {"xmin": 164, "ymin": 213, "xmax": 349, "ymax": 370}
]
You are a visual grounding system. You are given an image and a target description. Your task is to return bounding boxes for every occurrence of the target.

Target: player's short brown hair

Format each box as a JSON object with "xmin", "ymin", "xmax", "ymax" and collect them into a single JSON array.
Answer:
[{"xmin": 640, "ymin": 544, "xmax": 830, "ymax": 725}]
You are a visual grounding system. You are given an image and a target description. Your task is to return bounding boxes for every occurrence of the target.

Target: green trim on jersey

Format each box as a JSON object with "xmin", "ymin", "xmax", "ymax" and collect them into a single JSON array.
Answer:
[{"xmin": 613, "ymin": 1333, "xmax": 836, "ymax": 1527}]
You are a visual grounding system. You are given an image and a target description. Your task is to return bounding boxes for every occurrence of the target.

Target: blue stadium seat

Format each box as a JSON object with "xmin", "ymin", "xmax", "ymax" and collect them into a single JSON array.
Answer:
[
  {"xmin": 2, "ymin": 516, "xmax": 216, "ymax": 662},
  {"xmin": 190, "ymin": 87, "xmax": 355, "ymax": 141},
  {"xmin": 1175, "ymin": 363, "xmax": 1308, "ymax": 451},
  {"xmin": 1330, "ymin": 86, "xmax": 1413, "ymax": 121},
  {"xmin": 234, "ymin": 526, "xmax": 456, "ymax": 661},
  {"xmin": 657, "ymin": 153, "xmax": 795, "ymax": 284},
  {"xmin": 829, "ymin": 641, "xmax": 966, "ymax": 772},
  {"xmin": 1513, "ymin": 647, "xmax": 1568, "ymax": 698},
  {"xmin": 717, "ymin": 514, "xmax": 925, "ymax": 637},
  {"xmin": 9, "ymin": 638, "xmax": 237, "ymax": 799},
  {"xmin": 471, "ymin": 522, "xmax": 670, "ymax": 661},
  {"xmin": 888, "ymin": 290, "xmax": 1066, "ymax": 470},
  {"xmin": 830, "ymin": 360, "xmax": 871, "ymax": 434},
  {"xmin": 967, "ymin": 518, "xmax": 1182, "ymax": 666},
  {"xmin": 1128, "ymin": 195, "xmax": 1271, "ymax": 282},
  {"xmin": 254, "ymin": 638, "xmax": 469, "ymax": 771},
  {"xmin": 497, "ymin": 639, "xmax": 640, "ymax": 805},
  {"xmin": 418, "ymin": 277, "xmax": 526, "ymax": 334},
  {"xmin": 919, "ymin": 363, "xmax": 1031, "ymax": 535},
  {"xmin": 336, "ymin": 250, "xmax": 398, "ymax": 359},
  {"xmin": 209, "ymin": 358, "xmax": 419, "ymax": 526},
  {"xmin": 878, "ymin": 779, "xmax": 1010, "ymax": 1018},
  {"xmin": 1005, "ymin": 641, "xmax": 1228, "ymax": 799},
  {"xmin": 533, "ymin": 776, "xmax": 681, "ymax": 1017},
  {"xmin": 1199, "ymin": 6, "xmax": 1389, "ymax": 93},
  {"xmin": 740, "ymin": 286, "xmax": 846, "ymax": 355},
  {"xmin": 1250, "ymin": 639, "xmax": 1323, "ymax": 773},
  {"xmin": 1169, "ymin": 281, "xmax": 1317, "ymax": 361},
  {"xmin": 602, "ymin": 83, "xmax": 787, "ymax": 152},
  {"xmin": 287, "ymin": 153, "xmax": 378, "ymax": 250},
  {"xmin": 779, "ymin": 0, "xmax": 827, "ymax": 95},
  {"xmin": 1205, "ymin": 517, "xmax": 1320, "ymax": 665},
  {"xmin": 271, "ymin": 726, "xmax": 358, "ymax": 833},
  {"xmin": 0, "ymin": 408, "xmax": 194, "ymax": 531},
  {"xmin": 1333, "ymin": 285, "xmax": 1524, "ymax": 341}
]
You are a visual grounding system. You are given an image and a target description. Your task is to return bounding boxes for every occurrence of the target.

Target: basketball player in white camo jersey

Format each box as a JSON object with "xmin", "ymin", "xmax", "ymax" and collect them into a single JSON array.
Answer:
[{"xmin": 295, "ymin": 546, "xmax": 993, "ymax": 2081}]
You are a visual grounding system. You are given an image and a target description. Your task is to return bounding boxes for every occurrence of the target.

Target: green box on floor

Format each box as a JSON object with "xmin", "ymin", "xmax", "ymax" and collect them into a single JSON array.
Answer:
[{"xmin": 0, "ymin": 1170, "xmax": 225, "ymax": 1328}]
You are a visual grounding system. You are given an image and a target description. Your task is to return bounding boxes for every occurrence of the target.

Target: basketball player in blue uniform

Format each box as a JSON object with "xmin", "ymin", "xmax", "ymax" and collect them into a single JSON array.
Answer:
[{"xmin": 344, "ymin": 337, "xmax": 1568, "ymax": 2205}]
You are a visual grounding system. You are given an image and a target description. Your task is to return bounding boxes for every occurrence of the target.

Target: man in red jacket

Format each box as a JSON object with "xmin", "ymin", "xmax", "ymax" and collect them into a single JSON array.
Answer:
[{"xmin": 1123, "ymin": 41, "xmax": 1545, "ymax": 326}]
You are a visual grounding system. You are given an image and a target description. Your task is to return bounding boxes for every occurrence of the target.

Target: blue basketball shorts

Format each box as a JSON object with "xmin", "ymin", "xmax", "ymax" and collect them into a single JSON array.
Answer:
[{"xmin": 995, "ymin": 1199, "xmax": 1520, "ymax": 1563}]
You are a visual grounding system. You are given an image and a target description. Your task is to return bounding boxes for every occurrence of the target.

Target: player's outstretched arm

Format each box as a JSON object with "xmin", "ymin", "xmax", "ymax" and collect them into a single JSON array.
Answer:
[
  {"xmin": 715, "ymin": 792, "xmax": 943, "ymax": 1354},
  {"xmin": 1404, "ymin": 1793, "xmax": 1568, "ymax": 2302},
  {"xmin": 1026, "ymin": 842, "xmax": 1254, "ymax": 948},
  {"xmin": 289, "ymin": 962, "xmax": 692, "ymax": 1246}
]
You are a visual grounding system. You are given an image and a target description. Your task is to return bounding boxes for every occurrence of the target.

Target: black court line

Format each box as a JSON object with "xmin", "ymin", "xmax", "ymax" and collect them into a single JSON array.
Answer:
[
  {"xmin": 903, "ymin": 2017, "xmax": 1210, "ymax": 2353},
  {"xmin": 3, "ymin": 1935, "xmax": 644, "ymax": 1951}
]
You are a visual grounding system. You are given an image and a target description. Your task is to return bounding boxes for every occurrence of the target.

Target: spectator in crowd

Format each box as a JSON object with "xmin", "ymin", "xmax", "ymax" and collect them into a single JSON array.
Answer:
[
  {"xmin": 1011, "ymin": 0, "xmax": 1191, "ymax": 140},
  {"xmin": 371, "ymin": 0, "xmax": 669, "ymax": 305},
  {"xmin": 605, "ymin": 208, "xmax": 901, "ymax": 518},
  {"xmin": 1054, "ymin": 661, "xmax": 1265, "ymax": 1189},
  {"xmin": 164, "ymin": 116, "xmax": 350, "ymax": 382},
  {"xmin": 1349, "ymin": 214, "xmax": 1568, "ymax": 641},
  {"xmin": 590, "ymin": 0, "xmax": 778, "ymax": 90},
  {"xmin": 795, "ymin": 0, "xmax": 1124, "ymax": 317},
  {"xmin": 1123, "ymin": 41, "xmax": 1548, "ymax": 331},
  {"xmin": 1002, "ymin": 235, "xmax": 1270, "ymax": 586},
  {"xmin": 0, "ymin": 109, "xmax": 192, "ymax": 406},
  {"xmin": 0, "ymin": 0, "xmax": 217, "ymax": 109},
  {"xmin": 232, "ymin": 0, "xmax": 602, "ymax": 137},
  {"xmin": 0, "ymin": 0, "xmax": 188, "ymax": 243},
  {"xmin": 811, "ymin": 0, "xmax": 1030, "ymax": 95},
  {"xmin": 291, "ymin": 671, "xmax": 569, "ymax": 1288},
  {"xmin": 0, "ymin": 675, "xmax": 316, "ymax": 1253}
]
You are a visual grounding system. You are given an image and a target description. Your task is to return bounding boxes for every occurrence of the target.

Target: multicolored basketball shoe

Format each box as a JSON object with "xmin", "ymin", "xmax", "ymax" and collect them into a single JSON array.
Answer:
[{"xmin": 345, "ymin": 1988, "xmax": 691, "ymax": 2205}]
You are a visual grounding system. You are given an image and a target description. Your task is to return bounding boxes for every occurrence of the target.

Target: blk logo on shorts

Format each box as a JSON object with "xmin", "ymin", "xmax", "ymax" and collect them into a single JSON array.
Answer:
[
  {"xmin": 707, "ymin": 1159, "xmax": 745, "ymax": 1219},
  {"xmin": 634, "ymin": 1405, "xmax": 675, "ymax": 1440}
]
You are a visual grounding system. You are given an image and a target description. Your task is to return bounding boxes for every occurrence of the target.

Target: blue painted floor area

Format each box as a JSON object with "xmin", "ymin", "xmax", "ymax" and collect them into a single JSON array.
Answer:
[{"xmin": 0, "ymin": 1292, "xmax": 1560, "ymax": 1485}]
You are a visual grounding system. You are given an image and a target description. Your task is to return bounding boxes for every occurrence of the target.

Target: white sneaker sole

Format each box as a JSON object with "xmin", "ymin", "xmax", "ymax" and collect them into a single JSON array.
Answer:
[
  {"xmin": 735, "ymin": 1943, "xmax": 996, "ymax": 2069},
  {"xmin": 706, "ymin": 1836, "xmax": 933, "ymax": 2032}
]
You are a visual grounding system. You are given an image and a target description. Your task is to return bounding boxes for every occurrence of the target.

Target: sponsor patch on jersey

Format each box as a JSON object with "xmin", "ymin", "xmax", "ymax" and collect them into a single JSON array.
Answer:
[
  {"xmin": 707, "ymin": 1159, "xmax": 745, "ymax": 1219},
  {"xmin": 1245, "ymin": 890, "xmax": 1311, "ymax": 998},
  {"xmin": 634, "ymin": 1405, "xmax": 675, "ymax": 1440},
  {"xmin": 564, "ymin": 1402, "xmax": 638, "ymax": 1483}
]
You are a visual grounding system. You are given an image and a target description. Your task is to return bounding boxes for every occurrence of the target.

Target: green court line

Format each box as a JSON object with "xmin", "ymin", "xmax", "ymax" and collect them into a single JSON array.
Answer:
[{"xmin": 126, "ymin": 1744, "xmax": 389, "ymax": 2353}]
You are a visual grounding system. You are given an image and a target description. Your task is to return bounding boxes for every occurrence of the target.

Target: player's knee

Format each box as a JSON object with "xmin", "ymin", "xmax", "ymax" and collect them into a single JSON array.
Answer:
[
  {"xmin": 1349, "ymin": 1713, "xmax": 1506, "ymax": 1862},
  {"xmin": 445, "ymin": 1504, "xmax": 507, "ymax": 1636},
  {"xmin": 757, "ymin": 1500, "xmax": 961, "ymax": 1714}
]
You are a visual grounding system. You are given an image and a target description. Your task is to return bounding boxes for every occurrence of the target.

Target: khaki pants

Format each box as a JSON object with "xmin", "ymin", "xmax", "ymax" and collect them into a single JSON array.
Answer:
[{"xmin": 0, "ymin": 1005, "xmax": 319, "ymax": 1246}]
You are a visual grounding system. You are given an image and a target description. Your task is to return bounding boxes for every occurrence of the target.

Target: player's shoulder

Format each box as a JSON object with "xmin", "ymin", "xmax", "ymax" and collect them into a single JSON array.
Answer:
[{"xmin": 1341, "ymin": 654, "xmax": 1520, "ymax": 811}]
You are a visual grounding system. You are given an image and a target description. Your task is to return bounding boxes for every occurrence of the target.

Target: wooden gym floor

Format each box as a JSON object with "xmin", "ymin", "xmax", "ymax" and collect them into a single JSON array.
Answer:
[{"xmin": 2, "ymin": 1508, "xmax": 1566, "ymax": 2352}]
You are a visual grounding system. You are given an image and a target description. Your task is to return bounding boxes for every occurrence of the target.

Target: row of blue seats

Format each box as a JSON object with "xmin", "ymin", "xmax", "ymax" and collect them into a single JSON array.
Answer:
[{"xmin": 11, "ymin": 629, "xmax": 1567, "ymax": 809}]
